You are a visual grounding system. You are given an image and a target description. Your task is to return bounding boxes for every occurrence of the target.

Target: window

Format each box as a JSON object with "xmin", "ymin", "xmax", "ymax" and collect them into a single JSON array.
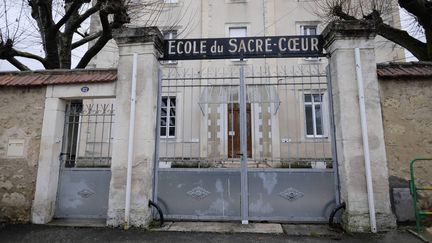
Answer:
[
  {"xmin": 229, "ymin": 27, "xmax": 247, "ymax": 61},
  {"xmin": 301, "ymin": 25, "xmax": 317, "ymax": 36},
  {"xmin": 161, "ymin": 96, "xmax": 176, "ymax": 138},
  {"xmin": 164, "ymin": 0, "xmax": 178, "ymax": 3},
  {"xmin": 163, "ymin": 30, "xmax": 178, "ymax": 64},
  {"xmin": 304, "ymin": 93, "xmax": 324, "ymax": 137},
  {"xmin": 164, "ymin": 30, "xmax": 177, "ymax": 40},
  {"xmin": 301, "ymin": 25, "xmax": 319, "ymax": 60},
  {"xmin": 229, "ymin": 27, "xmax": 247, "ymax": 38}
]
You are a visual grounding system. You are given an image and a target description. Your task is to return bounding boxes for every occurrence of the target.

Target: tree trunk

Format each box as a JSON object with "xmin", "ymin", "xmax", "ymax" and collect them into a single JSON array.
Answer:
[
  {"xmin": 58, "ymin": 34, "xmax": 73, "ymax": 69},
  {"xmin": 426, "ymin": 29, "xmax": 432, "ymax": 61}
]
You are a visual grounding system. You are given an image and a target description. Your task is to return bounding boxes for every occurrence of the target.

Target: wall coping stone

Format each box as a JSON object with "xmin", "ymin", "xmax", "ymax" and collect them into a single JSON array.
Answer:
[
  {"xmin": 322, "ymin": 20, "xmax": 377, "ymax": 49},
  {"xmin": 112, "ymin": 27, "xmax": 164, "ymax": 54}
]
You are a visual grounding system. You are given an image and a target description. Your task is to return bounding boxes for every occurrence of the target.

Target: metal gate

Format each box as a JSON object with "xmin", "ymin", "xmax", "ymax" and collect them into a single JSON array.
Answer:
[
  {"xmin": 154, "ymin": 65, "xmax": 338, "ymax": 222},
  {"xmin": 55, "ymin": 100, "xmax": 114, "ymax": 219}
]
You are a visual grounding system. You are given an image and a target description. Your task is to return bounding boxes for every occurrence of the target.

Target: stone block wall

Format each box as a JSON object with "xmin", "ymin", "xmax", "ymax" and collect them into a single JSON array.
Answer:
[
  {"xmin": 0, "ymin": 87, "xmax": 46, "ymax": 223},
  {"xmin": 379, "ymin": 78, "xmax": 432, "ymax": 210}
]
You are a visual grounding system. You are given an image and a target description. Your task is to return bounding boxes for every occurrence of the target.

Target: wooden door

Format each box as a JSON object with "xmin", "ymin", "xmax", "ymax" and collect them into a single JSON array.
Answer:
[{"xmin": 228, "ymin": 103, "xmax": 252, "ymax": 158}]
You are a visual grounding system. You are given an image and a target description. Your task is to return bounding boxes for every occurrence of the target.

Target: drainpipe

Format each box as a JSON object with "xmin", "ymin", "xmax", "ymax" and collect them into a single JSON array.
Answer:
[
  {"xmin": 124, "ymin": 53, "xmax": 138, "ymax": 230},
  {"xmin": 354, "ymin": 48, "xmax": 377, "ymax": 233}
]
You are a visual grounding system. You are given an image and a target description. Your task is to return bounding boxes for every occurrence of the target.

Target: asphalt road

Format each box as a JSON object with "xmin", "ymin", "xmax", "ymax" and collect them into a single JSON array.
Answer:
[{"xmin": 0, "ymin": 224, "xmax": 423, "ymax": 243}]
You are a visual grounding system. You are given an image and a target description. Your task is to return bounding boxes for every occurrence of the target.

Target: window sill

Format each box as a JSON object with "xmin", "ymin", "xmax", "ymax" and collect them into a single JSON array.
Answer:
[
  {"xmin": 305, "ymin": 135, "xmax": 328, "ymax": 139},
  {"xmin": 161, "ymin": 61, "xmax": 178, "ymax": 66},
  {"xmin": 231, "ymin": 59, "xmax": 248, "ymax": 64},
  {"xmin": 160, "ymin": 137, "xmax": 176, "ymax": 140}
]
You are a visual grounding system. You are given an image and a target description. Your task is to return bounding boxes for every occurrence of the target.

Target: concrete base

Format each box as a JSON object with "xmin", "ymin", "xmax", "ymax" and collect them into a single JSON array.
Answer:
[
  {"xmin": 282, "ymin": 224, "xmax": 341, "ymax": 237},
  {"xmin": 107, "ymin": 209, "xmax": 152, "ymax": 228},
  {"xmin": 153, "ymin": 222, "xmax": 284, "ymax": 234},
  {"xmin": 342, "ymin": 212, "xmax": 397, "ymax": 233}
]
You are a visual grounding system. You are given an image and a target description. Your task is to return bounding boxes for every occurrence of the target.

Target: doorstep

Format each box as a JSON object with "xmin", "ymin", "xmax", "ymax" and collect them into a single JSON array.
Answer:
[
  {"xmin": 152, "ymin": 221, "xmax": 341, "ymax": 236},
  {"xmin": 152, "ymin": 221, "xmax": 284, "ymax": 234},
  {"xmin": 48, "ymin": 218, "xmax": 106, "ymax": 228}
]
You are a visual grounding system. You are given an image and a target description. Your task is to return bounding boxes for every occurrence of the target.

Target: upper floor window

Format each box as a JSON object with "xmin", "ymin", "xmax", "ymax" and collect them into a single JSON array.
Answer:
[
  {"xmin": 229, "ymin": 27, "xmax": 247, "ymax": 61},
  {"xmin": 164, "ymin": 0, "xmax": 178, "ymax": 3},
  {"xmin": 163, "ymin": 30, "xmax": 178, "ymax": 64},
  {"xmin": 164, "ymin": 30, "xmax": 177, "ymax": 40},
  {"xmin": 301, "ymin": 25, "xmax": 318, "ymax": 36},
  {"xmin": 301, "ymin": 25, "xmax": 319, "ymax": 60},
  {"xmin": 229, "ymin": 27, "xmax": 247, "ymax": 38}
]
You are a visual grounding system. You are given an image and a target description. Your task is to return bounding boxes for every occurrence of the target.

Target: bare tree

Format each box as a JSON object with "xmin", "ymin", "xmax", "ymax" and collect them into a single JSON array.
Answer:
[
  {"xmin": 316, "ymin": 0, "xmax": 432, "ymax": 61},
  {"xmin": 0, "ymin": 0, "xmax": 172, "ymax": 70}
]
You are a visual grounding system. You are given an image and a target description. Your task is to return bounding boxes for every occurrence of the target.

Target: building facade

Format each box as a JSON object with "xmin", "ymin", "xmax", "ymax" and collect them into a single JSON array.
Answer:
[
  {"xmin": 87, "ymin": 0, "xmax": 405, "ymax": 168},
  {"xmin": 89, "ymin": 0, "xmax": 405, "ymax": 69}
]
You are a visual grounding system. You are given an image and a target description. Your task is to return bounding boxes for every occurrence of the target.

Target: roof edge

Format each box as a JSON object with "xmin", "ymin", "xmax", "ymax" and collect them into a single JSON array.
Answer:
[{"xmin": 0, "ymin": 68, "xmax": 117, "ymax": 76}]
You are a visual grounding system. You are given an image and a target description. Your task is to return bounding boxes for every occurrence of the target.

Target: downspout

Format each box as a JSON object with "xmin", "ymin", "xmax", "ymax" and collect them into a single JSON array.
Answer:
[
  {"xmin": 354, "ymin": 48, "xmax": 377, "ymax": 233},
  {"xmin": 124, "ymin": 53, "xmax": 138, "ymax": 230}
]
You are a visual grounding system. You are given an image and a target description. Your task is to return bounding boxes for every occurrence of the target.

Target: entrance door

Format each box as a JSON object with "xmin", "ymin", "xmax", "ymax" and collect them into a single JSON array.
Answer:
[
  {"xmin": 55, "ymin": 101, "xmax": 114, "ymax": 219},
  {"xmin": 228, "ymin": 103, "xmax": 252, "ymax": 158}
]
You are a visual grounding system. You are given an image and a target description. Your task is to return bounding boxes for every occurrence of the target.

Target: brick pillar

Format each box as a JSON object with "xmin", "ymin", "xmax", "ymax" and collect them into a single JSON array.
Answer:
[
  {"xmin": 107, "ymin": 27, "xmax": 163, "ymax": 227},
  {"xmin": 322, "ymin": 21, "xmax": 396, "ymax": 232}
]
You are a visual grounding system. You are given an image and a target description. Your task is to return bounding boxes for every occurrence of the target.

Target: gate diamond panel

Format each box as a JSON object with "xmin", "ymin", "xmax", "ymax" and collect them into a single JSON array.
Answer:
[{"xmin": 279, "ymin": 187, "xmax": 304, "ymax": 201}]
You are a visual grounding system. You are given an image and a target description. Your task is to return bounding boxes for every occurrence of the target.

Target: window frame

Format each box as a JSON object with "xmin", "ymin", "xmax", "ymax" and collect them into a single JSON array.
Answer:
[
  {"xmin": 228, "ymin": 26, "xmax": 247, "ymax": 38},
  {"xmin": 228, "ymin": 26, "xmax": 248, "ymax": 62},
  {"xmin": 301, "ymin": 25, "xmax": 318, "ymax": 36},
  {"xmin": 299, "ymin": 23, "xmax": 320, "ymax": 62},
  {"xmin": 304, "ymin": 93, "xmax": 326, "ymax": 138},
  {"xmin": 162, "ymin": 30, "xmax": 178, "ymax": 65},
  {"xmin": 160, "ymin": 96, "xmax": 177, "ymax": 139}
]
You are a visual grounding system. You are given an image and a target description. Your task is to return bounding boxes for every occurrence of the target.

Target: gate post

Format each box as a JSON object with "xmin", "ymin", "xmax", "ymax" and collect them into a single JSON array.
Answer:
[
  {"xmin": 31, "ymin": 98, "xmax": 66, "ymax": 223},
  {"xmin": 322, "ymin": 21, "xmax": 396, "ymax": 232},
  {"xmin": 108, "ymin": 27, "xmax": 163, "ymax": 227}
]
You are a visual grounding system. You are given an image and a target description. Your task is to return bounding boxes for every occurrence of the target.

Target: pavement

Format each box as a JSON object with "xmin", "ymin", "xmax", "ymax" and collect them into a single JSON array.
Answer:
[{"xmin": 0, "ymin": 222, "xmax": 428, "ymax": 243}]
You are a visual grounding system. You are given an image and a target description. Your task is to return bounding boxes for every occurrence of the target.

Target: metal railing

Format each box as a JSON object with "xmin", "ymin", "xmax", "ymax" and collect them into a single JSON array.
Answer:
[
  {"xmin": 61, "ymin": 101, "xmax": 115, "ymax": 168},
  {"xmin": 157, "ymin": 65, "xmax": 332, "ymax": 169},
  {"xmin": 409, "ymin": 158, "xmax": 432, "ymax": 233}
]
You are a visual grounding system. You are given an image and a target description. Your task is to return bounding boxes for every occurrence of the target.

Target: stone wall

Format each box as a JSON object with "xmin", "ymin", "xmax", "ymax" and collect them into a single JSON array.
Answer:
[
  {"xmin": 0, "ymin": 87, "xmax": 46, "ymax": 223},
  {"xmin": 379, "ymin": 78, "xmax": 432, "ymax": 210}
]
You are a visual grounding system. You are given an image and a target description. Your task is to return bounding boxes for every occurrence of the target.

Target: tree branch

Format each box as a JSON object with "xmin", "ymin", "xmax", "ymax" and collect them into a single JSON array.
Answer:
[
  {"xmin": 6, "ymin": 57, "xmax": 30, "ymax": 71},
  {"xmin": 0, "ymin": 39, "xmax": 47, "ymax": 67},
  {"xmin": 28, "ymin": 0, "xmax": 59, "ymax": 69},
  {"xmin": 54, "ymin": 0, "xmax": 87, "ymax": 31},
  {"xmin": 332, "ymin": 6, "xmax": 357, "ymax": 21},
  {"xmin": 66, "ymin": 2, "xmax": 101, "ymax": 35},
  {"xmin": 376, "ymin": 22, "xmax": 428, "ymax": 60},
  {"xmin": 75, "ymin": 11, "xmax": 111, "ymax": 68},
  {"xmin": 71, "ymin": 31, "xmax": 102, "ymax": 49},
  {"xmin": 331, "ymin": 6, "xmax": 430, "ymax": 61},
  {"xmin": 399, "ymin": 0, "xmax": 432, "ymax": 30},
  {"xmin": 11, "ymin": 50, "xmax": 46, "ymax": 66}
]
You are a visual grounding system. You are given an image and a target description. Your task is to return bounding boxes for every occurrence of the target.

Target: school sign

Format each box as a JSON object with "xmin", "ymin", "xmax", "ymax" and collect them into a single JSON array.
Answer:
[{"xmin": 161, "ymin": 35, "xmax": 324, "ymax": 60}]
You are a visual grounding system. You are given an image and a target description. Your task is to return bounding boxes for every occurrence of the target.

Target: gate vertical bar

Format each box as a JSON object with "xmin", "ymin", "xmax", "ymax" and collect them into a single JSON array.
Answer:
[
  {"xmin": 152, "ymin": 67, "xmax": 162, "ymax": 206},
  {"xmin": 326, "ymin": 64, "xmax": 341, "ymax": 205},
  {"xmin": 239, "ymin": 65, "xmax": 249, "ymax": 224}
]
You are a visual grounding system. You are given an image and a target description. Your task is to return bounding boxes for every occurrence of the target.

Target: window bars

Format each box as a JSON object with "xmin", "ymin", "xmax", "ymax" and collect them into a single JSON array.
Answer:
[
  {"xmin": 157, "ymin": 65, "xmax": 332, "ymax": 169},
  {"xmin": 61, "ymin": 101, "xmax": 115, "ymax": 168}
]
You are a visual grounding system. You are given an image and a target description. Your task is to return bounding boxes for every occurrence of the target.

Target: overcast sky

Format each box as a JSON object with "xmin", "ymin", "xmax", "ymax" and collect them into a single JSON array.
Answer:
[{"xmin": 0, "ymin": 7, "xmax": 425, "ymax": 71}]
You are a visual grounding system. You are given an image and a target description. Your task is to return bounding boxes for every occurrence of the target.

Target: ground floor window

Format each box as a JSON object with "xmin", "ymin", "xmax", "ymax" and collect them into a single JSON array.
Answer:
[
  {"xmin": 161, "ymin": 96, "xmax": 176, "ymax": 138},
  {"xmin": 304, "ymin": 93, "xmax": 324, "ymax": 137}
]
